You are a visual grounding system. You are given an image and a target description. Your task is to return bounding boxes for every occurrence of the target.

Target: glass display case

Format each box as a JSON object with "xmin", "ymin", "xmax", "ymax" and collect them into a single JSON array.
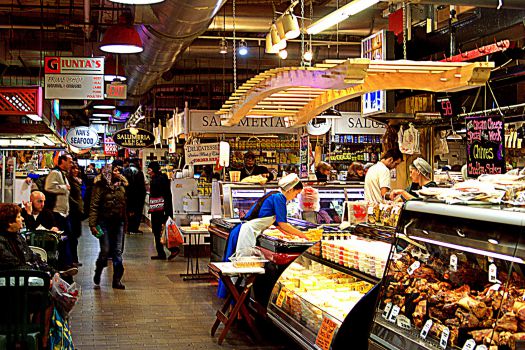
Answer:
[
  {"xmin": 370, "ymin": 201, "xmax": 525, "ymax": 350},
  {"xmin": 219, "ymin": 182, "xmax": 364, "ymax": 223},
  {"xmin": 267, "ymin": 227, "xmax": 392, "ymax": 350}
]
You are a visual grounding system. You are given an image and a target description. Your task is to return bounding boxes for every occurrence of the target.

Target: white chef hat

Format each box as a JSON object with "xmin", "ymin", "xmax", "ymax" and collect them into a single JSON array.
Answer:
[
  {"xmin": 412, "ymin": 157, "xmax": 432, "ymax": 179},
  {"xmin": 278, "ymin": 173, "xmax": 301, "ymax": 192}
]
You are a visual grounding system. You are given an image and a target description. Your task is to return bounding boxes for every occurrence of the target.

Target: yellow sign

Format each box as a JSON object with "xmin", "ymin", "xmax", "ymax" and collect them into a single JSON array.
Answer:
[
  {"xmin": 315, "ymin": 316, "xmax": 339, "ymax": 350},
  {"xmin": 275, "ymin": 288, "xmax": 287, "ymax": 308}
]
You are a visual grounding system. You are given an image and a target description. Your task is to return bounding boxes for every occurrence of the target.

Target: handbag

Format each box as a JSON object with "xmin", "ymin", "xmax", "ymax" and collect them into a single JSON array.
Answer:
[
  {"xmin": 164, "ymin": 217, "xmax": 184, "ymax": 249},
  {"xmin": 48, "ymin": 307, "xmax": 75, "ymax": 350},
  {"xmin": 149, "ymin": 197, "xmax": 165, "ymax": 213}
]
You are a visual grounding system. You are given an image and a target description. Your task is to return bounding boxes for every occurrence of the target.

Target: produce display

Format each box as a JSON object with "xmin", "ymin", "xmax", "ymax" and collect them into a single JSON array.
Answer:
[
  {"xmin": 378, "ymin": 244, "xmax": 525, "ymax": 349},
  {"xmin": 367, "ymin": 202, "xmax": 403, "ymax": 227},
  {"xmin": 273, "ymin": 257, "xmax": 374, "ymax": 328}
]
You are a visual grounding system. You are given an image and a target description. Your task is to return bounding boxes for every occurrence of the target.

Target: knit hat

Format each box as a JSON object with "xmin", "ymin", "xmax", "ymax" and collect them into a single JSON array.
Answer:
[
  {"xmin": 278, "ymin": 173, "xmax": 300, "ymax": 192},
  {"xmin": 412, "ymin": 157, "xmax": 432, "ymax": 179},
  {"xmin": 148, "ymin": 161, "xmax": 160, "ymax": 173}
]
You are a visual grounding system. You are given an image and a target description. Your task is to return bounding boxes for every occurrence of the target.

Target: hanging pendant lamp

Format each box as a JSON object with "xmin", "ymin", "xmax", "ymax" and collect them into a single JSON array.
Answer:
[
  {"xmin": 270, "ymin": 24, "xmax": 287, "ymax": 52},
  {"xmin": 100, "ymin": 15, "xmax": 143, "ymax": 54},
  {"xmin": 280, "ymin": 13, "xmax": 300, "ymax": 39},
  {"xmin": 104, "ymin": 56, "xmax": 127, "ymax": 82}
]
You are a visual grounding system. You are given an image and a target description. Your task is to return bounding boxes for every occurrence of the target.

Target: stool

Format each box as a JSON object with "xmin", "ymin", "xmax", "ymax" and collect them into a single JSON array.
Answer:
[{"xmin": 209, "ymin": 262, "xmax": 265, "ymax": 345}]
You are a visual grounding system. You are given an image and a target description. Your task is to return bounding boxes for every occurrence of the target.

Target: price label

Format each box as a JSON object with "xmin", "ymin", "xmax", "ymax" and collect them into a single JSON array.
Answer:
[
  {"xmin": 315, "ymin": 316, "xmax": 339, "ymax": 350},
  {"xmin": 475, "ymin": 345, "xmax": 488, "ymax": 350},
  {"xmin": 489, "ymin": 263, "xmax": 497, "ymax": 283},
  {"xmin": 382, "ymin": 302, "xmax": 393, "ymax": 319},
  {"xmin": 420, "ymin": 319, "xmax": 433, "ymax": 339},
  {"xmin": 450, "ymin": 254, "xmax": 458, "ymax": 272},
  {"xmin": 388, "ymin": 305, "xmax": 400, "ymax": 323},
  {"xmin": 407, "ymin": 261, "xmax": 421, "ymax": 275},
  {"xmin": 489, "ymin": 284, "xmax": 501, "ymax": 292},
  {"xmin": 440, "ymin": 326, "xmax": 450, "ymax": 349},
  {"xmin": 276, "ymin": 288, "xmax": 287, "ymax": 308},
  {"xmin": 396, "ymin": 315, "xmax": 412, "ymax": 330},
  {"xmin": 462, "ymin": 339, "xmax": 476, "ymax": 350}
]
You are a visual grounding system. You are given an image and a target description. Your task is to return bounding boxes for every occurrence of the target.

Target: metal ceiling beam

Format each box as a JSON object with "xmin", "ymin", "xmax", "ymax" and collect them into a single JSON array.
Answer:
[{"xmin": 407, "ymin": 0, "xmax": 525, "ymax": 9}]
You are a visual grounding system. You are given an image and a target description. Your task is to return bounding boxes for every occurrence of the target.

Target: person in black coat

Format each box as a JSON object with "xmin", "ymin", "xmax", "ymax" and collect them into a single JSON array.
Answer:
[
  {"xmin": 147, "ymin": 162, "xmax": 178, "ymax": 260},
  {"xmin": 21, "ymin": 191, "xmax": 58, "ymax": 232},
  {"xmin": 239, "ymin": 151, "xmax": 274, "ymax": 181},
  {"xmin": 123, "ymin": 158, "xmax": 146, "ymax": 234}
]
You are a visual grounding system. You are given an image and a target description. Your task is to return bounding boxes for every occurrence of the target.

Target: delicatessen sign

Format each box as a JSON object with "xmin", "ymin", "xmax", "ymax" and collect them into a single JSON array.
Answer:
[
  {"xmin": 466, "ymin": 115, "xmax": 505, "ymax": 176},
  {"xmin": 113, "ymin": 128, "xmax": 154, "ymax": 149},
  {"xmin": 66, "ymin": 126, "xmax": 99, "ymax": 149},
  {"xmin": 184, "ymin": 143, "xmax": 220, "ymax": 165}
]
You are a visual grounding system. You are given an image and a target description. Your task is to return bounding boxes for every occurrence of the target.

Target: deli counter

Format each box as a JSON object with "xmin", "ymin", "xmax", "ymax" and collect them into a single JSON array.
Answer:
[{"xmin": 369, "ymin": 201, "xmax": 525, "ymax": 350}]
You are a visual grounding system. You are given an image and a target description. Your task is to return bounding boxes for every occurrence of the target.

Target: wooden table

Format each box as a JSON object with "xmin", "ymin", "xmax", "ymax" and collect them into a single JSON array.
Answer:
[
  {"xmin": 179, "ymin": 226, "xmax": 213, "ymax": 281},
  {"xmin": 209, "ymin": 262, "xmax": 265, "ymax": 345}
]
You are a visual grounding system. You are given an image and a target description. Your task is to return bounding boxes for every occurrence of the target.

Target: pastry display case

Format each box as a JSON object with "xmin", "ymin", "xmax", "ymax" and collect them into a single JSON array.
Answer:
[
  {"xmin": 370, "ymin": 201, "xmax": 525, "ymax": 350},
  {"xmin": 267, "ymin": 228, "xmax": 392, "ymax": 350}
]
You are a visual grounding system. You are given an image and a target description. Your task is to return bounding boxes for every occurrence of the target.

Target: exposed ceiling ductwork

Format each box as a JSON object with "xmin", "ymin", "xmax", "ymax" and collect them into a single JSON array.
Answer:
[
  {"xmin": 125, "ymin": 0, "xmax": 227, "ymax": 98},
  {"xmin": 409, "ymin": 0, "xmax": 525, "ymax": 9}
]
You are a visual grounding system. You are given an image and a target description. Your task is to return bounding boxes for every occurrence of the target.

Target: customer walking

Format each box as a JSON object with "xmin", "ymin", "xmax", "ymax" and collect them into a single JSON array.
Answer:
[
  {"xmin": 123, "ymin": 158, "xmax": 146, "ymax": 234},
  {"xmin": 147, "ymin": 161, "xmax": 178, "ymax": 260},
  {"xmin": 67, "ymin": 162, "xmax": 84, "ymax": 267},
  {"xmin": 89, "ymin": 164, "xmax": 128, "ymax": 289}
]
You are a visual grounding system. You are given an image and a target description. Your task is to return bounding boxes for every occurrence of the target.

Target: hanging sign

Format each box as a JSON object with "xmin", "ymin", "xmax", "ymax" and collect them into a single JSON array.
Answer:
[
  {"xmin": 187, "ymin": 110, "xmax": 297, "ymax": 134},
  {"xmin": 466, "ymin": 115, "xmax": 505, "ymax": 176},
  {"xmin": 333, "ymin": 112, "xmax": 386, "ymax": 135},
  {"xmin": 65, "ymin": 126, "xmax": 99, "ymax": 149},
  {"xmin": 113, "ymin": 128, "xmax": 155, "ymax": 149},
  {"xmin": 106, "ymin": 82, "xmax": 127, "ymax": 99},
  {"xmin": 306, "ymin": 118, "xmax": 332, "ymax": 136},
  {"xmin": 299, "ymin": 134, "xmax": 310, "ymax": 179},
  {"xmin": 315, "ymin": 316, "xmax": 339, "ymax": 350},
  {"xmin": 184, "ymin": 143, "xmax": 220, "ymax": 166},
  {"xmin": 104, "ymin": 136, "xmax": 118, "ymax": 156},
  {"xmin": 361, "ymin": 31, "xmax": 388, "ymax": 116},
  {"xmin": 44, "ymin": 56, "xmax": 104, "ymax": 100}
]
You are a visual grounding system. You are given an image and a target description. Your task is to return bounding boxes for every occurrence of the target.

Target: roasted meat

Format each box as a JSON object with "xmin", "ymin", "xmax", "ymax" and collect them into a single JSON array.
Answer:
[{"xmin": 496, "ymin": 312, "xmax": 519, "ymax": 332}]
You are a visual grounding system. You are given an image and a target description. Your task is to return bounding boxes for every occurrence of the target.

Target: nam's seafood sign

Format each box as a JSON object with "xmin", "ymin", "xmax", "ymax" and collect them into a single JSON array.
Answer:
[
  {"xmin": 44, "ymin": 56, "xmax": 104, "ymax": 100},
  {"xmin": 66, "ymin": 126, "xmax": 99, "ymax": 149},
  {"xmin": 113, "ymin": 128, "xmax": 154, "ymax": 149}
]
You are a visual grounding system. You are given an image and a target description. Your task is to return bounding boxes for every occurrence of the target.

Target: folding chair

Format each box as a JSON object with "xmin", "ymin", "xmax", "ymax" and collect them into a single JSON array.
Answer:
[
  {"xmin": 0, "ymin": 269, "xmax": 51, "ymax": 350},
  {"xmin": 25, "ymin": 230, "xmax": 60, "ymax": 268}
]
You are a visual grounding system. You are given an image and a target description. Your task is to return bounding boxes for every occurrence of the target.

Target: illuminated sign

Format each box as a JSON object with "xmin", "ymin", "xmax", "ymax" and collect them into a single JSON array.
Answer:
[
  {"xmin": 113, "ymin": 128, "xmax": 154, "ymax": 149},
  {"xmin": 106, "ymin": 82, "xmax": 127, "ymax": 99},
  {"xmin": 66, "ymin": 126, "xmax": 99, "ymax": 149}
]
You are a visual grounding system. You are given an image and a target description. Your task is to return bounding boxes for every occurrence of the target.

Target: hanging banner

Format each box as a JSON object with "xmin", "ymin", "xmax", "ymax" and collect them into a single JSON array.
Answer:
[
  {"xmin": 44, "ymin": 56, "xmax": 104, "ymax": 100},
  {"xmin": 332, "ymin": 112, "xmax": 386, "ymax": 135},
  {"xmin": 65, "ymin": 126, "xmax": 99, "ymax": 149},
  {"xmin": 187, "ymin": 110, "xmax": 297, "ymax": 134},
  {"xmin": 184, "ymin": 143, "xmax": 220, "ymax": 166},
  {"xmin": 113, "ymin": 128, "xmax": 155, "ymax": 149},
  {"xmin": 466, "ymin": 115, "xmax": 505, "ymax": 176},
  {"xmin": 299, "ymin": 134, "xmax": 310, "ymax": 179},
  {"xmin": 104, "ymin": 136, "xmax": 118, "ymax": 156}
]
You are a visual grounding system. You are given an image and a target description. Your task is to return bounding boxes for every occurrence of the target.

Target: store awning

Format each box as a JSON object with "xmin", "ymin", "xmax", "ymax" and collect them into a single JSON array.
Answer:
[{"xmin": 216, "ymin": 59, "xmax": 494, "ymax": 127}]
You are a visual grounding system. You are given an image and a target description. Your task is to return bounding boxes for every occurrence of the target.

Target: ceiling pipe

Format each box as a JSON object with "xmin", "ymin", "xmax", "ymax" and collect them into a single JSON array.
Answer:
[
  {"xmin": 125, "ymin": 0, "xmax": 226, "ymax": 99},
  {"xmin": 408, "ymin": 0, "xmax": 525, "ymax": 9},
  {"xmin": 83, "ymin": 0, "xmax": 93, "ymax": 39}
]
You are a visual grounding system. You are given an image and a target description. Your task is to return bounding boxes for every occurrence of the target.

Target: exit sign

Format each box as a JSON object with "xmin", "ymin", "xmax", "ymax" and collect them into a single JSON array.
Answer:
[{"xmin": 106, "ymin": 82, "xmax": 127, "ymax": 99}]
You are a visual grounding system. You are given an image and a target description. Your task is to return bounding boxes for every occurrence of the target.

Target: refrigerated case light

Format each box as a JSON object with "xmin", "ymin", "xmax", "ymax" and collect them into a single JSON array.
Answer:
[{"xmin": 409, "ymin": 235, "xmax": 524, "ymax": 264}]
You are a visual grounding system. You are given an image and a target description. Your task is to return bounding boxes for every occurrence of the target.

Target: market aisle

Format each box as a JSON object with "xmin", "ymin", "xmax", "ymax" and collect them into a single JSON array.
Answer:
[{"xmin": 69, "ymin": 222, "xmax": 300, "ymax": 350}]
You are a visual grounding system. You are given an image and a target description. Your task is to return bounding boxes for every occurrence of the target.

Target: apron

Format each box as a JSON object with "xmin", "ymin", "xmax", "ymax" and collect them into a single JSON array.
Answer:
[{"xmin": 235, "ymin": 215, "xmax": 276, "ymax": 255}]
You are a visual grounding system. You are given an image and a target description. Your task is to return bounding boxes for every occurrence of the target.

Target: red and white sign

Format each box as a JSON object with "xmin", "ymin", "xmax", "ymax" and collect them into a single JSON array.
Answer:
[
  {"xmin": 104, "ymin": 136, "xmax": 118, "ymax": 156},
  {"xmin": 44, "ymin": 56, "xmax": 105, "ymax": 100},
  {"xmin": 45, "ymin": 57, "xmax": 104, "ymax": 74}
]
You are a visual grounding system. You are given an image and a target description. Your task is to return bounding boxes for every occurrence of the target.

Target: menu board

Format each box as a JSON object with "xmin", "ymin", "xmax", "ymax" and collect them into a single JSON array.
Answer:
[
  {"xmin": 300, "ymin": 134, "xmax": 309, "ymax": 179},
  {"xmin": 466, "ymin": 115, "xmax": 505, "ymax": 176}
]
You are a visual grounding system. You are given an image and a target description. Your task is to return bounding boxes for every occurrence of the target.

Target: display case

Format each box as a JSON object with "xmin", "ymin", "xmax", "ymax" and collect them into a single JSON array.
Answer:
[
  {"xmin": 268, "ymin": 227, "xmax": 392, "ymax": 350},
  {"xmin": 218, "ymin": 182, "xmax": 365, "ymax": 223},
  {"xmin": 370, "ymin": 201, "xmax": 525, "ymax": 350}
]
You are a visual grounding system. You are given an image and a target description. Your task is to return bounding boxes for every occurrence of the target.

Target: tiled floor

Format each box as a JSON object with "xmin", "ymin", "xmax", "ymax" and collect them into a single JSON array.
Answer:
[{"xmin": 70, "ymin": 223, "xmax": 301, "ymax": 350}]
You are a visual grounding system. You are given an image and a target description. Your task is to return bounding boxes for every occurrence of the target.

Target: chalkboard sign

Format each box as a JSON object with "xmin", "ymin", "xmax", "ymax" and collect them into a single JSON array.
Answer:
[
  {"xmin": 466, "ymin": 115, "xmax": 505, "ymax": 176},
  {"xmin": 299, "ymin": 134, "xmax": 309, "ymax": 179}
]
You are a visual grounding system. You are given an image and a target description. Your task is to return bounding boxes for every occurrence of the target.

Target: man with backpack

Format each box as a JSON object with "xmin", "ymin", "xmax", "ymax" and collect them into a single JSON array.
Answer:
[{"xmin": 44, "ymin": 154, "xmax": 73, "ymax": 269}]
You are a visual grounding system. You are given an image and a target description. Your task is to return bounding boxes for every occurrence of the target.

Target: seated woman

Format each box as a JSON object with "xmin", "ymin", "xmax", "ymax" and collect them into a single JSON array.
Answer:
[{"xmin": 390, "ymin": 158, "xmax": 437, "ymax": 201}]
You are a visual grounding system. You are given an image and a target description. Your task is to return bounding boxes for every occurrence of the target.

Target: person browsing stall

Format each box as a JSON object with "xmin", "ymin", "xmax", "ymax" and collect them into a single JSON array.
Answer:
[
  {"xmin": 240, "ymin": 151, "xmax": 274, "ymax": 181},
  {"xmin": 21, "ymin": 191, "xmax": 59, "ymax": 232},
  {"xmin": 315, "ymin": 161, "xmax": 332, "ymax": 182},
  {"xmin": 364, "ymin": 148, "xmax": 404, "ymax": 203},
  {"xmin": 218, "ymin": 174, "xmax": 307, "ymax": 297},
  {"xmin": 390, "ymin": 157, "xmax": 437, "ymax": 201}
]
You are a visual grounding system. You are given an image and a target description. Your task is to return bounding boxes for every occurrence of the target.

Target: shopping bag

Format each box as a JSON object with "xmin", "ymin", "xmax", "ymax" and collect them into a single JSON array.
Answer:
[
  {"xmin": 48, "ymin": 306, "xmax": 75, "ymax": 350},
  {"xmin": 50, "ymin": 273, "xmax": 81, "ymax": 315},
  {"xmin": 165, "ymin": 217, "xmax": 183, "ymax": 249}
]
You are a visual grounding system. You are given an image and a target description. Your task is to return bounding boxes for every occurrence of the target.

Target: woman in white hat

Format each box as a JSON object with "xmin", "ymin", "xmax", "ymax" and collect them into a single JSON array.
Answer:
[
  {"xmin": 218, "ymin": 173, "xmax": 307, "ymax": 297},
  {"xmin": 390, "ymin": 157, "xmax": 437, "ymax": 201}
]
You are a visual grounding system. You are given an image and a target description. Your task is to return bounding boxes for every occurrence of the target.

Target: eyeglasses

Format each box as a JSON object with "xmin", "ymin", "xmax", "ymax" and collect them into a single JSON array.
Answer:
[{"xmin": 35, "ymin": 200, "xmax": 45, "ymax": 203}]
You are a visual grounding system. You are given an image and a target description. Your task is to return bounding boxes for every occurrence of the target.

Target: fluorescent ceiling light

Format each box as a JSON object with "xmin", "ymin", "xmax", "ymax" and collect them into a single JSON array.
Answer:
[
  {"xmin": 36, "ymin": 135, "xmax": 55, "ymax": 146},
  {"xmin": 93, "ymin": 104, "xmax": 116, "ymax": 110},
  {"xmin": 92, "ymin": 120, "xmax": 109, "ymax": 124},
  {"xmin": 93, "ymin": 113, "xmax": 112, "ymax": 118},
  {"xmin": 306, "ymin": 0, "xmax": 381, "ymax": 35},
  {"xmin": 26, "ymin": 114, "xmax": 42, "ymax": 121},
  {"xmin": 409, "ymin": 235, "xmax": 525, "ymax": 264},
  {"xmin": 0, "ymin": 139, "xmax": 37, "ymax": 146}
]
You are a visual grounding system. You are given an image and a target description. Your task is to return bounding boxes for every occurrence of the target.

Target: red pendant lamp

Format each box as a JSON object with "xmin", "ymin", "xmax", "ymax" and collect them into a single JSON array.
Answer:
[
  {"xmin": 104, "ymin": 55, "xmax": 127, "ymax": 82},
  {"xmin": 100, "ymin": 15, "xmax": 143, "ymax": 54}
]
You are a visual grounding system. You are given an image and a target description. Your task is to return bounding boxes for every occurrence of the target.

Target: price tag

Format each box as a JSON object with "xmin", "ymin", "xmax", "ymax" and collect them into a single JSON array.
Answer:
[
  {"xmin": 450, "ymin": 254, "xmax": 458, "ymax": 272},
  {"xmin": 407, "ymin": 261, "xmax": 421, "ymax": 275},
  {"xmin": 388, "ymin": 305, "xmax": 400, "ymax": 323},
  {"xmin": 275, "ymin": 288, "xmax": 287, "ymax": 308},
  {"xmin": 420, "ymin": 319, "xmax": 433, "ymax": 339},
  {"xmin": 489, "ymin": 284, "xmax": 501, "ymax": 292},
  {"xmin": 315, "ymin": 316, "xmax": 339, "ymax": 350},
  {"xmin": 396, "ymin": 315, "xmax": 412, "ymax": 330},
  {"xmin": 475, "ymin": 345, "xmax": 488, "ymax": 350},
  {"xmin": 489, "ymin": 263, "xmax": 497, "ymax": 283},
  {"xmin": 462, "ymin": 339, "xmax": 476, "ymax": 350},
  {"xmin": 382, "ymin": 302, "xmax": 393, "ymax": 319},
  {"xmin": 440, "ymin": 326, "xmax": 450, "ymax": 349}
]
